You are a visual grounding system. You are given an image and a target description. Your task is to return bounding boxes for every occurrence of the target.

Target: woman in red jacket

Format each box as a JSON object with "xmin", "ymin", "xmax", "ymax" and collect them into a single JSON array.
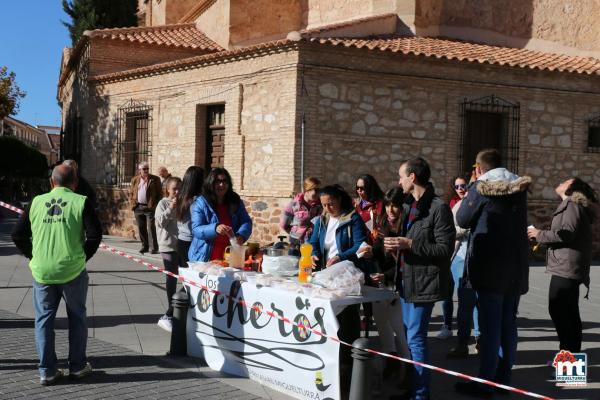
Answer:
[{"xmin": 355, "ymin": 174, "xmax": 385, "ymax": 241}]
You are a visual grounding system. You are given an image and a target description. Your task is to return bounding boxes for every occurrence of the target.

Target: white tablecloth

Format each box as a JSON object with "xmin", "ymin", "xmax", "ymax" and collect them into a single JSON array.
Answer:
[{"xmin": 181, "ymin": 268, "xmax": 396, "ymax": 400}]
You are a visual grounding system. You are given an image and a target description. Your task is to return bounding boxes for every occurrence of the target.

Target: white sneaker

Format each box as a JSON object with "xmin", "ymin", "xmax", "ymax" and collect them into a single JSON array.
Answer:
[
  {"xmin": 157, "ymin": 315, "xmax": 173, "ymax": 333},
  {"xmin": 436, "ymin": 324, "xmax": 452, "ymax": 339}
]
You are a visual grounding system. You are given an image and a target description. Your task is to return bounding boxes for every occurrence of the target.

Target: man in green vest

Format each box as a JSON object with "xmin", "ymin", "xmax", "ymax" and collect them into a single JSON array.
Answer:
[{"xmin": 12, "ymin": 164, "xmax": 102, "ymax": 386}]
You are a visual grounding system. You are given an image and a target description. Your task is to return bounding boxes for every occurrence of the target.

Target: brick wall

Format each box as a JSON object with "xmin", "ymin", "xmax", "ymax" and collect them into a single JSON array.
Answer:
[
  {"xmin": 64, "ymin": 41, "xmax": 600, "ymax": 255},
  {"xmin": 299, "ymin": 44, "xmax": 600, "ymax": 256}
]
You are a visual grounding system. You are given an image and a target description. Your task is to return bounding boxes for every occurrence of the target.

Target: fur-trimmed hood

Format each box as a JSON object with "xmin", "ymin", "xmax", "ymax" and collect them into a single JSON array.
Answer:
[
  {"xmin": 569, "ymin": 191, "xmax": 598, "ymax": 222},
  {"xmin": 476, "ymin": 168, "xmax": 532, "ymax": 197},
  {"xmin": 571, "ymin": 191, "xmax": 592, "ymax": 208}
]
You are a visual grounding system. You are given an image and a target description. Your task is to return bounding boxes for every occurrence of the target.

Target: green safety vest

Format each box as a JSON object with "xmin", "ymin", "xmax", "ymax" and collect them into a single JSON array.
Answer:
[{"xmin": 29, "ymin": 186, "xmax": 87, "ymax": 284}]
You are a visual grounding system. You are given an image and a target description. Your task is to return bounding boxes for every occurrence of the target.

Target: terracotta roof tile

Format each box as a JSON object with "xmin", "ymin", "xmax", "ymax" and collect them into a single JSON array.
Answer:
[
  {"xmin": 89, "ymin": 39, "xmax": 295, "ymax": 83},
  {"xmin": 311, "ymin": 36, "xmax": 600, "ymax": 75},
  {"xmin": 89, "ymin": 34, "xmax": 600, "ymax": 84},
  {"xmin": 88, "ymin": 23, "xmax": 223, "ymax": 51}
]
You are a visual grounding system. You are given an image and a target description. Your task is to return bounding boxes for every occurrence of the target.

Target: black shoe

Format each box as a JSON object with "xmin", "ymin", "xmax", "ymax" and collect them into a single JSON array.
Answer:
[
  {"xmin": 140, "ymin": 248, "xmax": 148, "ymax": 254},
  {"xmin": 151, "ymin": 249, "xmax": 159, "ymax": 254},
  {"xmin": 455, "ymin": 381, "xmax": 493, "ymax": 398},
  {"xmin": 447, "ymin": 345, "xmax": 469, "ymax": 358}
]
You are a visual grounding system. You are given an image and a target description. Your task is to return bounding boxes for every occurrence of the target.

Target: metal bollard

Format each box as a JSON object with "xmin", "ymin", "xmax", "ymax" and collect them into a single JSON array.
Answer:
[
  {"xmin": 168, "ymin": 290, "xmax": 189, "ymax": 356},
  {"xmin": 349, "ymin": 337, "xmax": 374, "ymax": 400}
]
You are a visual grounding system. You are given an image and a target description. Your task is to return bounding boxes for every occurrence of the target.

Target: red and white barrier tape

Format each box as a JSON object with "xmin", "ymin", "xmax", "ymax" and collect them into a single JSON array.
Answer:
[
  {"xmin": 2, "ymin": 200, "xmax": 555, "ymax": 400},
  {"xmin": 0, "ymin": 201, "xmax": 24, "ymax": 215}
]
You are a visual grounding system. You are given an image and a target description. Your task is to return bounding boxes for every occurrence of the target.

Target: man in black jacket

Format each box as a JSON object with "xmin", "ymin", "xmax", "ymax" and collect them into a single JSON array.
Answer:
[
  {"xmin": 385, "ymin": 157, "xmax": 455, "ymax": 400},
  {"xmin": 455, "ymin": 149, "xmax": 531, "ymax": 397}
]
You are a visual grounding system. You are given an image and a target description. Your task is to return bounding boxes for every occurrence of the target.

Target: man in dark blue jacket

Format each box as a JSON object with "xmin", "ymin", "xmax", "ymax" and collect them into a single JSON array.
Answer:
[{"xmin": 455, "ymin": 149, "xmax": 531, "ymax": 397}]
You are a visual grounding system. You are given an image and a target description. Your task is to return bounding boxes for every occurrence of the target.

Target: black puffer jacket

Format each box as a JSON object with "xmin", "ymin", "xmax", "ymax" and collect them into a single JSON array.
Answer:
[
  {"xmin": 400, "ymin": 184, "xmax": 456, "ymax": 303},
  {"xmin": 457, "ymin": 169, "xmax": 531, "ymax": 295}
]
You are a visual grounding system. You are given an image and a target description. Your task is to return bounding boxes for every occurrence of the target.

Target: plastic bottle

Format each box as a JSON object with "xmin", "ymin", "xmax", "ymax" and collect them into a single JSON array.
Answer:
[{"xmin": 298, "ymin": 242, "xmax": 313, "ymax": 283}]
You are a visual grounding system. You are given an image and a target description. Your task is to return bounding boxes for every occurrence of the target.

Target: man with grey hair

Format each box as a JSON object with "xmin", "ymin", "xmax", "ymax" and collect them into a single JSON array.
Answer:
[
  {"xmin": 157, "ymin": 166, "xmax": 171, "ymax": 188},
  {"xmin": 129, "ymin": 161, "xmax": 161, "ymax": 254},
  {"xmin": 12, "ymin": 164, "xmax": 102, "ymax": 385},
  {"xmin": 62, "ymin": 160, "xmax": 97, "ymax": 209}
]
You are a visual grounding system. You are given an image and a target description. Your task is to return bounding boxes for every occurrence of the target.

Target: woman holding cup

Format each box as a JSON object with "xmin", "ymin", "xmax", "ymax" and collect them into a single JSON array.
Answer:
[
  {"xmin": 528, "ymin": 177, "xmax": 597, "ymax": 353},
  {"xmin": 189, "ymin": 168, "xmax": 252, "ymax": 262},
  {"xmin": 370, "ymin": 188, "xmax": 411, "ymax": 383}
]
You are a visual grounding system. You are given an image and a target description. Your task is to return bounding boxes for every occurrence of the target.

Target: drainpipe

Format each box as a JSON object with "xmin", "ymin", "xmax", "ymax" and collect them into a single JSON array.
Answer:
[{"xmin": 300, "ymin": 112, "xmax": 305, "ymax": 188}]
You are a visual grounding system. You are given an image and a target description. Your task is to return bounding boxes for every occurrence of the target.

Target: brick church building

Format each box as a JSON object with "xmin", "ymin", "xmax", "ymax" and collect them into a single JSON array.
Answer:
[{"xmin": 58, "ymin": 0, "xmax": 600, "ymax": 254}]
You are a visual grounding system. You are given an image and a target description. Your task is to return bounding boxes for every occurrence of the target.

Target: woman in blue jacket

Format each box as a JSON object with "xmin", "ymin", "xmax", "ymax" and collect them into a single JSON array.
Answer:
[
  {"xmin": 189, "ymin": 168, "xmax": 252, "ymax": 262},
  {"xmin": 309, "ymin": 184, "xmax": 367, "ymax": 269},
  {"xmin": 308, "ymin": 184, "xmax": 367, "ymax": 373}
]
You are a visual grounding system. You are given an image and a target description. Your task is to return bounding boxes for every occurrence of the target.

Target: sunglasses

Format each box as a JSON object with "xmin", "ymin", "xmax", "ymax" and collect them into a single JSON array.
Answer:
[
  {"xmin": 141, "ymin": 168, "xmax": 149, "ymax": 171},
  {"xmin": 355, "ymin": 186, "xmax": 365, "ymax": 191},
  {"xmin": 215, "ymin": 178, "xmax": 229, "ymax": 185},
  {"xmin": 455, "ymin": 184, "xmax": 467, "ymax": 190}
]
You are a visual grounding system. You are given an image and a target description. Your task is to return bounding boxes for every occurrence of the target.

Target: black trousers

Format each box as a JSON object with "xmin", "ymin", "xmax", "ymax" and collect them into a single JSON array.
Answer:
[
  {"xmin": 177, "ymin": 239, "xmax": 191, "ymax": 269},
  {"xmin": 161, "ymin": 251, "xmax": 180, "ymax": 317},
  {"xmin": 338, "ymin": 304, "xmax": 361, "ymax": 365},
  {"xmin": 134, "ymin": 205, "xmax": 158, "ymax": 252},
  {"xmin": 549, "ymin": 274, "xmax": 582, "ymax": 352}
]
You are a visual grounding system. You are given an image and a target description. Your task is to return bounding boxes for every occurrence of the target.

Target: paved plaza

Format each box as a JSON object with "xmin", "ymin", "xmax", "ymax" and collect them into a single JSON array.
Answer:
[{"xmin": 0, "ymin": 211, "xmax": 598, "ymax": 399}]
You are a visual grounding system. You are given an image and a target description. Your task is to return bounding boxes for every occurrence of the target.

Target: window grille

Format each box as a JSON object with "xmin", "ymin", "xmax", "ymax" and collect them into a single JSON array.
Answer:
[
  {"xmin": 115, "ymin": 100, "xmax": 152, "ymax": 185},
  {"xmin": 459, "ymin": 95, "xmax": 520, "ymax": 174},
  {"xmin": 587, "ymin": 115, "xmax": 600, "ymax": 153}
]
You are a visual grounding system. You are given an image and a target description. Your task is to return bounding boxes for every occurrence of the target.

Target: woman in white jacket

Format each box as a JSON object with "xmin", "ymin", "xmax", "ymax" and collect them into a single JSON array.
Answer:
[
  {"xmin": 445, "ymin": 175, "xmax": 481, "ymax": 358},
  {"xmin": 154, "ymin": 176, "xmax": 182, "ymax": 332}
]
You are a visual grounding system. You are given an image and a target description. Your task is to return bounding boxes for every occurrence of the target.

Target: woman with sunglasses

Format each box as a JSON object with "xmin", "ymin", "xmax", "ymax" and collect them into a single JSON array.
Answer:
[
  {"xmin": 355, "ymin": 174, "xmax": 385, "ymax": 237},
  {"xmin": 439, "ymin": 176, "xmax": 480, "ymax": 356},
  {"xmin": 189, "ymin": 168, "xmax": 252, "ymax": 262}
]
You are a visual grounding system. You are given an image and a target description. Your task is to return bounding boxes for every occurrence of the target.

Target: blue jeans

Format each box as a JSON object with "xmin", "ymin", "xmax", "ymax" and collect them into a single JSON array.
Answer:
[
  {"xmin": 442, "ymin": 242, "xmax": 479, "ymax": 338},
  {"xmin": 33, "ymin": 270, "xmax": 89, "ymax": 378},
  {"xmin": 476, "ymin": 291, "xmax": 520, "ymax": 388},
  {"xmin": 402, "ymin": 299, "xmax": 434, "ymax": 400},
  {"xmin": 456, "ymin": 284, "xmax": 480, "ymax": 342}
]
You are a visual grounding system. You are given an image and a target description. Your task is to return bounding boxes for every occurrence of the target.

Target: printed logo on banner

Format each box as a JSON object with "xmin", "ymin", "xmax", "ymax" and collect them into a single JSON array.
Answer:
[{"xmin": 553, "ymin": 350, "xmax": 587, "ymax": 387}]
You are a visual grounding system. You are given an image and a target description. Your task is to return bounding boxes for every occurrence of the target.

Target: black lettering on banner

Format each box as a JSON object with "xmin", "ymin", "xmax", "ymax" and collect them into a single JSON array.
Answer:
[
  {"xmin": 271, "ymin": 303, "xmax": 294, "ymax": 337},
  {"xmin": 292, "ymin": 314, "xmax": 311, "ymax": 342},
  {"xmin": 250, "ymin": 301, "xmax": 272, "ymax": 329},
  {"xmin": 212, "ymin": 291, "xmax": 228, "ymax": 317},
  {"xmin": 226, "ymin": 281, "xmax": 250, "ymax": 328},
  {"xmin": 196, "ymin": 288, "xmax": 211, "ymax": 313}
]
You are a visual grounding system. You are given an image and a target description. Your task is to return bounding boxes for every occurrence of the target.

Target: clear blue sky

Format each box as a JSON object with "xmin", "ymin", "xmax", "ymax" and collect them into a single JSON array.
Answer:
[{"xmin": 2, "ymin": 1, "xmax": 71, "ymax": 127}]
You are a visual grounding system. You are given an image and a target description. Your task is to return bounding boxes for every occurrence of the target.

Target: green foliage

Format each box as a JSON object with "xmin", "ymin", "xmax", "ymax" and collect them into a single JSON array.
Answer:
[
  {"xmin": 62, "ymin": 0, "xmax": 139, "ymax": 45},
  {"xmin": 0, "ymin": 67, "xmax": 26, "ymax": 120},
  {"xmin": 0, "ymin": 136, "xmax": 48, "ymax": 178}
]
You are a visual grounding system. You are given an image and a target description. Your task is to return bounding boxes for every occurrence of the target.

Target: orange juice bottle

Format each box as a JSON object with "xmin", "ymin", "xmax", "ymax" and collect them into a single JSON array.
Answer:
[{"xmin": 298, "ymin": 242, "xmax": 313, "ymax": 283}]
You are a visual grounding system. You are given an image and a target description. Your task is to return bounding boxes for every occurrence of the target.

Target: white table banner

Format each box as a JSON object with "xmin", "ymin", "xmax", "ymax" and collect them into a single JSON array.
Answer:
[{"xmin": 183, "ymin": 269, "xmax": 342, "ymax": 400}]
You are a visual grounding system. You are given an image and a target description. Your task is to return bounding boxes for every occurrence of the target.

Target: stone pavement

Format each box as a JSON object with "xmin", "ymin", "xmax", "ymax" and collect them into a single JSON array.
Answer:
[
  {"xmin": 0, "ymin": 309, "xmax": 260, "ymax": 400},
  {"xmin": 0, "ymin": 213, "xmax": 292, "ymax": 400},
  {"xmin": 1, "ymin": 209, "xmax": 599, "ymax": 399}
]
